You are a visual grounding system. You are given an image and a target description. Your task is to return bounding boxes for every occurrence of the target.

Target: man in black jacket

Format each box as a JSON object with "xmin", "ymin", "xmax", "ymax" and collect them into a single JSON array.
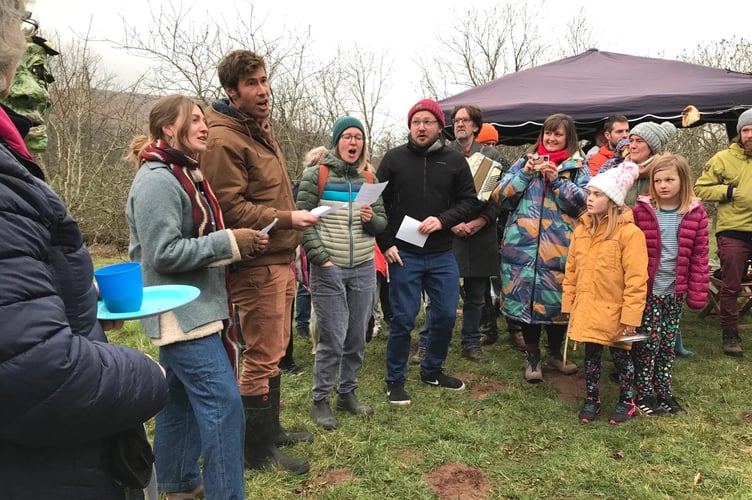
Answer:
[{"xmin": 376, "ymin": 98, "xmax": 478, "ymax": 405}]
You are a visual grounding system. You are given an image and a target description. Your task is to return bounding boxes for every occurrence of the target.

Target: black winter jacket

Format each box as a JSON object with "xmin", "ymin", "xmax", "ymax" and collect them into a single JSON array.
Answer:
[
  {"xmin": 376, "ymin": 137, "xmax": 479, "ymax": 254},
  {"xmin": 0, "ymin": 139, "xmax": 168, "ymax": 499}
]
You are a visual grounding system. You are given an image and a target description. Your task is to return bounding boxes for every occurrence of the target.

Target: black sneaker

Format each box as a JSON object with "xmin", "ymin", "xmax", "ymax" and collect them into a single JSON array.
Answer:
[
  {"xmin": 386, "ymin": 382, "xmax": 411, "ymax": 406},
  {"xmin": 609, "ymin": 400, "xmax": 636, "ymax": 425},
  {"xmin": 578, "ymin": 398, "xmax": 601, "ymax": 424},
  {"xmin": 658, "ymin": 394, "xmax": 687, "ymax": 415},
  {"xmin": 420, "ymin": 370, "xmax": 465, "ymax": 391},
  {"xmin": 636, "ymin": 395, "xmax": 668, "ymax": 416}
]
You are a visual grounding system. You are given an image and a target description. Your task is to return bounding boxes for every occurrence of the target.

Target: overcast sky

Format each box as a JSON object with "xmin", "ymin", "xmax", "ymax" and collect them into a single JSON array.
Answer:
[{"xmin": 31, "ymin": 0, "xmax": 752, "ymax": 130}]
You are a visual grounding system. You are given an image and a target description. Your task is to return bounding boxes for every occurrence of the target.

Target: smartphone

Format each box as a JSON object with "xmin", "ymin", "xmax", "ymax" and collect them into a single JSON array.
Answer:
[{"xmin": 258, "ymin": 217, "xmax": 278, "ymax": 236}]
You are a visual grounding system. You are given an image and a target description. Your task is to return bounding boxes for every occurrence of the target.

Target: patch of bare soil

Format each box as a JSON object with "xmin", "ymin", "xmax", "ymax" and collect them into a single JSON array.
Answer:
[
  {"xmin": 295, "ymin": 469, "xmax": 354, "ymax": 494},
  {"xmin": 470, "ymin": 379, "xmax": 507, "ymax": 400},
  {"xmin": 741, "ymin": 411, "xmax": 752, "ymax": 423},
  {"xmin": 546, "ymin": 370, "xmax": 585, "ymax": 404},
  {"xmin": 423, "ymin": 462, "xmax": 491, "ymax": 500}
]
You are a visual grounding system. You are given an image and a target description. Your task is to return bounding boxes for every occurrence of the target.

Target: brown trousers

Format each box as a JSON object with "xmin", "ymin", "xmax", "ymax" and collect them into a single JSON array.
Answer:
[{"xmin": 230, "ymin": 264, "xmax": 295, "ymax": 396}]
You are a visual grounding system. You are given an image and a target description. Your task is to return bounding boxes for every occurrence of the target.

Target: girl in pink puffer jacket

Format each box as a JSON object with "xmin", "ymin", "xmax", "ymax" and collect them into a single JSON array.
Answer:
[{"xmin": 632, "ymin": 154, "xmax": 709, "ymax": 417}]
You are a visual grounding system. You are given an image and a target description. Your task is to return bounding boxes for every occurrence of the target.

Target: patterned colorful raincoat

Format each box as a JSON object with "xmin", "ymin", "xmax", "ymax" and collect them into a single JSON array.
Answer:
[{"xmin": 491, "ymin": 155, "xmax": 589, "ymax": 324}]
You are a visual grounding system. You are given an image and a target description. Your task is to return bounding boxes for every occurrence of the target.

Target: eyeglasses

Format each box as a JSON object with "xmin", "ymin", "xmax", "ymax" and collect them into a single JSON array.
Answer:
[
  {"xmin": 453, "ymin": 117, "xmax": 471, "ymax": 124},
  {"xmin": 410, "ymin": 119, "xmax": 438, "ymax": 128},
  {"xmin": 340, "ymin": 134, "xmax": 364, "ymax": 142}
]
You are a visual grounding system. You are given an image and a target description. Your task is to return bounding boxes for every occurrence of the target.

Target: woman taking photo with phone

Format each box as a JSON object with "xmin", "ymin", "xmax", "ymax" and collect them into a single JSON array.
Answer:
[{"xmin": 491, "ymin": 113, "xmax": 590, "ymax": 382}]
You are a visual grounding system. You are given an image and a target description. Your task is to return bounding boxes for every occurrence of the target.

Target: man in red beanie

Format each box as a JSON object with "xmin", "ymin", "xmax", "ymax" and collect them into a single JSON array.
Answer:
[{"xmin": 376, "ymin": 98, "xmax": 479, "ymax": 405}]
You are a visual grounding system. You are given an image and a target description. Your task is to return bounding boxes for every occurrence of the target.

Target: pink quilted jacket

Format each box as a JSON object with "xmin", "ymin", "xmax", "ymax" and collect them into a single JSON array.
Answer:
[{"xmin": 632, "ymin": 195, "xmax": 710, "ymax": 308}]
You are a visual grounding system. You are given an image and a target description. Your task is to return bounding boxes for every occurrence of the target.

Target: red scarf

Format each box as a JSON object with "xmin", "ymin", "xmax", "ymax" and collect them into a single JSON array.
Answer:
[
  {"xmin": 0, "ymin": 106, "xmax": 33, "ymax": 161},
  {"xmin": 536, "ymin": 144, "xmax": 570, "ymax": 165}
]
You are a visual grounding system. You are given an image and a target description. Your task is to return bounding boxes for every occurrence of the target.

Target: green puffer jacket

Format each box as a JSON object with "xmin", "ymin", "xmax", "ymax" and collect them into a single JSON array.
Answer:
[{"xmin": 296, "ymin": 152, "xmax": 387, "ymax": 267}]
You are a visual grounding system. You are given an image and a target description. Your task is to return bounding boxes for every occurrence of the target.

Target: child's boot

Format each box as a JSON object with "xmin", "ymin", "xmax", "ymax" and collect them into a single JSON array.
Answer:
[{"xmin": 674, "ymin": 330, "xmax": 693, "ymax": 357}]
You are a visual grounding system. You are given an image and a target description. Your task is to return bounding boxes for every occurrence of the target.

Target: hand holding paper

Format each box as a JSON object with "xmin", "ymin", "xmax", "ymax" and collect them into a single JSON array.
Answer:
[{"xmin": 395, "ymin": 215, "xmax": 429, "ymax": 247}]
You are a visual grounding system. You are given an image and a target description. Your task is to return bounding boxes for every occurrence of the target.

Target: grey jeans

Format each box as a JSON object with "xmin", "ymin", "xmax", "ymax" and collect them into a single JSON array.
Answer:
[{"xmin": 310, "ymin": 260, "xmax": 376, "ymax": 401}]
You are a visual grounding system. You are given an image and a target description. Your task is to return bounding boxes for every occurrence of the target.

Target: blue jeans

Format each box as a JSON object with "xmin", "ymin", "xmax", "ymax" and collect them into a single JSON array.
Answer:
[
  {"xmin": 386, "ymin": 250, "xmax": 459, "ymax": 383},
  {"xmin": 294, "ymin": 282, "xmax": 311, "ymax": 330},
  {"xmin": 310, "ymin": 260, "xmax": 375, "ymax": 400},
  {"xmin": 154, "ymin": 334, "xmax": 245, "ymax": 500},
  {"xmin": 418, "ymin": 277, "xmax": 484, "ymax": 350}
]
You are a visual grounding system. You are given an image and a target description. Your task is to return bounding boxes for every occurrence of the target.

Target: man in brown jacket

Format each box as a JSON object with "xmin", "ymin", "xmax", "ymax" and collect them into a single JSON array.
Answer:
[{"xmin": 201, "ymin": 49, "xmax": 319, "ymax": 475}]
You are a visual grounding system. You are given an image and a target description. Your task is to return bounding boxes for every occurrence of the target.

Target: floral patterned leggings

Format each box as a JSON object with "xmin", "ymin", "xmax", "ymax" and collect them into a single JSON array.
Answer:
[
  {"xmin": 584, "ymin": 343, "xmax": 634, "ymax": 403},
  {"xmin": 632, "ymin": 294, "xmax": 681, "ymax": 399}
]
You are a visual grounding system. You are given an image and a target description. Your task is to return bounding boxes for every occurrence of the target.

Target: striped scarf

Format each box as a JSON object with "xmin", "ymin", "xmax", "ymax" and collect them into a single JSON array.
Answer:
[
  {"xmin": 140, "ymin": 139, "xmax": 246, "ymax": 376},
  {"xmin": 139, "ymin": 139, "xmax": 224, "ymax": 236}
]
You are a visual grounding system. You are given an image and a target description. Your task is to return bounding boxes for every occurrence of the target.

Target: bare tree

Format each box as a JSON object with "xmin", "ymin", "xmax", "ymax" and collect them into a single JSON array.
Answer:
[
  {"xmin": 560, "ymin": 7, "xmax": 597, "ymax": 57},
  {"xmin": 416, "ymin": 1, "xmax": 549, "ymax": 99},
  {"xmin": 42, "ymin": 31, "xmax": 149, "ymax": 246}
]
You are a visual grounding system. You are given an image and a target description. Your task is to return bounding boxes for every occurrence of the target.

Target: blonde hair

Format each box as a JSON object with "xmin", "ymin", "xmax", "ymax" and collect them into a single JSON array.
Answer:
[
  {"xmin": 587, "ymin": 191, "xmax": 623, "ymax": 240},
  {"xmin": 648, "ymin": 154, "xmax": 695, "ymax": 214},
  {"xmin": 125, "ymin": 94, "xmax": 202, "ymax": 168},
  {"xmin": 0, "ymin": 0, "xmax": 29, "ymax": 99}
]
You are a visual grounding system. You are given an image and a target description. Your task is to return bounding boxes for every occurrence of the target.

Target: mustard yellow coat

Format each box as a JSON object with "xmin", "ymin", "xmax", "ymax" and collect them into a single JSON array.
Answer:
[{"xmin": 562, "ymin": 209, "xmax": 648, "ymax": 348}]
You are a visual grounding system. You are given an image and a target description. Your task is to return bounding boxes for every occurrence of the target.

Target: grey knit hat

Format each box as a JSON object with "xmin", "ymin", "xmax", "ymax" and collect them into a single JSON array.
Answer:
[
  {"xmin": 629, "ymin": 121, "xmax": 677, "ymax": 154},
  {"xmin": 737, "ymin": 108, "xmax": 752, "ymax": 134}
]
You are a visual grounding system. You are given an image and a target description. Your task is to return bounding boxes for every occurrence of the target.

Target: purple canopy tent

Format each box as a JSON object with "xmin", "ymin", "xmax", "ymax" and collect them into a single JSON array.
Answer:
[{"xmin": 438, "ymin": 49, "xmax": 752, "ymax": 145}]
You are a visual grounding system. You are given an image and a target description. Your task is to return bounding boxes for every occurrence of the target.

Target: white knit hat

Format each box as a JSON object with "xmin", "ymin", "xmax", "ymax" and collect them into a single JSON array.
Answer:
[{"xmin": 588, "ymin": 161, "xmax": 640, "ymax": 206}]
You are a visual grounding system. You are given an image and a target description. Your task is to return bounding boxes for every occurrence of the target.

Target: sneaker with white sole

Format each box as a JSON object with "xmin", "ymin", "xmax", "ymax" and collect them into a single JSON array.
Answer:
[
  {"xmin": 420, "ymin": 370, "xmax": 465, "ymax": 391},
  {"xmin": 636, "ymin": 395, "xmax": 668, "ymax": 416},
  {"xmin": 657, "ymin": 393, "xmax": 687, "ymax": 415},
  {"xmin": 386, "ymin": 382, "xmax": 411, "ymax": 405}
]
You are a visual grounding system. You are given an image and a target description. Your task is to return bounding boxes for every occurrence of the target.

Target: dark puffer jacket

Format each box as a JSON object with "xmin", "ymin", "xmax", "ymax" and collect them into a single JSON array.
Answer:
[{"xmin": 0, "ymin": 139, "xmax": 168, "ymax": 499}]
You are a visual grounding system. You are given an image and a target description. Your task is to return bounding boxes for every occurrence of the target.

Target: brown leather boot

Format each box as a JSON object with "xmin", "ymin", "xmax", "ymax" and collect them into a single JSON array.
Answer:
[{"xmin": 722, "ymin": 329, "xmax": 743, "ymax": 357}]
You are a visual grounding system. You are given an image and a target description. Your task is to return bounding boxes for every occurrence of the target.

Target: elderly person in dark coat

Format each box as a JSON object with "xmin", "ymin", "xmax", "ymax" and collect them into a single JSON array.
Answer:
[{"xmin": 0, "ymin": 2, "xmax": 168, "ymax": 498}]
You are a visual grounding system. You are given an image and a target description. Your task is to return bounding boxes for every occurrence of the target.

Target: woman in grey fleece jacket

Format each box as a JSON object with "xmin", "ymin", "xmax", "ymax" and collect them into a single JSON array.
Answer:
[
  {"xmin": 295, "ymin": 116, "xmax": 387, "ymax": 430},
  {"xmin": 125, "ymin": 95, "xmax": 266, "ymax": 500}
]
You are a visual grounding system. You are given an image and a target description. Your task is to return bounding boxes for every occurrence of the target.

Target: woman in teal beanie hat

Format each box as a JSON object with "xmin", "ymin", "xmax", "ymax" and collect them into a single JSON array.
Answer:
[{"xmin": 296, "ymin": 115, "xmax": 387, "ymax": 430}]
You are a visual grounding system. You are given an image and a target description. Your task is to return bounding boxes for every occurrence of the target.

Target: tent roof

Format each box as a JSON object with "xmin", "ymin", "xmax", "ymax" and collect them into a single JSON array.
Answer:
[{"xmin": 438, "ymin": 49, "xmax": 752, "ymax": 145}]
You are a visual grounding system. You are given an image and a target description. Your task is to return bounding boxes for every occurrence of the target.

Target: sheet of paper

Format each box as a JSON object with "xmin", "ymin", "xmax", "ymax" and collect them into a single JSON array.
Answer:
[
  {"xmin": 258, "ymin": 217, "xmax": 278, "ymax": 235},
  {"xmin": 310, "ymin": 203, "xmax": 346, "ymax": 217},
  {"xmin": 354, "ymin": 181, "xmax": 388, "ymax": 205},
  {"xmin": 395, "ymin": 215, "xmax": 428, "ymax": 248}
]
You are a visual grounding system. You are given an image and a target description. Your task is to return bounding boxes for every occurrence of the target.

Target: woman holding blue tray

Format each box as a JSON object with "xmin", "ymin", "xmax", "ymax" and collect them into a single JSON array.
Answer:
[{"xmin": 126, "ymin": 94, "xmax": 267, "ymax": 500}]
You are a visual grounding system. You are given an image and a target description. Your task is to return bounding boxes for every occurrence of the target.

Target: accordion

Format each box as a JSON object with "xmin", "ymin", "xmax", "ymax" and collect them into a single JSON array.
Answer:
[{"xmin": 466, "ymin": 152, "xmax": 503, "ymax": 201}]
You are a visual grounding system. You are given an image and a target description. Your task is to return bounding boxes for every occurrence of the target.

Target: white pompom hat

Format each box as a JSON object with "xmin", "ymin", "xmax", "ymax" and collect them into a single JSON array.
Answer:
[{"xmin": 587, "ymin": 161, "xmax": 640, "ymax": 206}]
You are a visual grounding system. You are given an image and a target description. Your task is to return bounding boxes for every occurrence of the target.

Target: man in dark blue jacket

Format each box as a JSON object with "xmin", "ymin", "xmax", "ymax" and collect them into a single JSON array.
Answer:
[
  {"xmin": 0, "ymin": 3, "xmax": 168, "ymax": 497},
  {"xmin": 376, "ymin": 98, "xmax": 478, "ymax": 406}
]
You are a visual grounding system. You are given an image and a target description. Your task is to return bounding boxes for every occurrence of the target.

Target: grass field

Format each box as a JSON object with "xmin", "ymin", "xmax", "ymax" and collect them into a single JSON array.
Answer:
[{"xmin": 95, "ymin": 241, "xmax": 752, "ymax": 499}]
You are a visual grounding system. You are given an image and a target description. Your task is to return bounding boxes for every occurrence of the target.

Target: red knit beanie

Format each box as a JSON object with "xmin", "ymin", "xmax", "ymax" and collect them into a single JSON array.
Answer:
[{"xmin": 407, "ymin": 99, "xmax": 445, "ymax": 128}]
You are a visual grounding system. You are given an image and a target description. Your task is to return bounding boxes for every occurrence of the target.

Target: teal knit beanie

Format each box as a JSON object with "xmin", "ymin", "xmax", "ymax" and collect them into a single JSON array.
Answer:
[{"xmin": 331, "ymin": 116, "xmax": 365, "ymax": 147}]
